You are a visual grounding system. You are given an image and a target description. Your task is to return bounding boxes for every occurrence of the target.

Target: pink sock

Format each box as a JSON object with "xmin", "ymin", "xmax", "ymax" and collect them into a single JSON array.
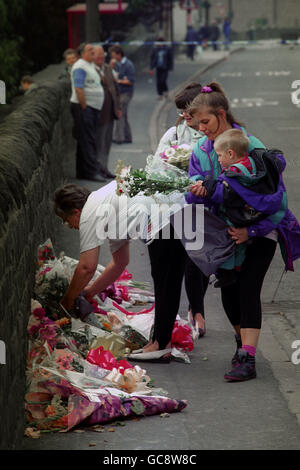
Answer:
[{"xmin": 242, "ymin": 345, "xmax": 256, "ymax": 357}]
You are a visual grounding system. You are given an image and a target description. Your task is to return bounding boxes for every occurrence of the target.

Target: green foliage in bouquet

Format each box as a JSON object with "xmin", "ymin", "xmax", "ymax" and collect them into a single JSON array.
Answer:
[
  {"xmin": 116, "ymin": 160, "xmax": 191, "ymax": 198},
  {"xmin": 34, "ymin": 270, "xmax": 70, "ymax": 320}
]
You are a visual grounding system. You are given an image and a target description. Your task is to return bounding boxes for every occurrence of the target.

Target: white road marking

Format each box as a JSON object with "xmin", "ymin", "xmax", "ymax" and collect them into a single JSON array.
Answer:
[
  {"xmin": 113, "ymin": 148, "xmax": 145, "ymax": 153},
  {"xmin": 220, "ymin": 72, "xmax": 243, "ymax": 77},
  {"xmin": 277, "ymin": 127, "xmax": 300, "ymax": 130},
  {"xmin": 231, "ymin": 98, "xmax": 279, "ymax": 108},
  {"xmin": 221, "ymin": 71, "xmax": 291, "ymax": 77}
]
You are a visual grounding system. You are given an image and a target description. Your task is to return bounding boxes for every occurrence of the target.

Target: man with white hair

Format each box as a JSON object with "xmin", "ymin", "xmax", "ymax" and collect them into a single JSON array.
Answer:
[
  {"xmin": 70, "ymin": 43, "xmax": 105, "ymax": 182},
  {"xmin": 93, "ymin": 46, "xmax": 122, "ymax": 179}
]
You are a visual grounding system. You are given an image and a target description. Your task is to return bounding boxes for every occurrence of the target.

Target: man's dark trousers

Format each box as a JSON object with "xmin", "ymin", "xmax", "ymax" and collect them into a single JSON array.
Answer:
[
  {"xmin": 156, "ymin": 69, "xmax": 169, "ymax": 96},
  {"xmin": 71, "ymin": 104, "xmax": 101, "ymax": 179}
]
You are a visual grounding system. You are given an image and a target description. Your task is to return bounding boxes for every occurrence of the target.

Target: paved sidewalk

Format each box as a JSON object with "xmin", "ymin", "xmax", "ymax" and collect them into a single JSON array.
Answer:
[{"xmin": 21, "ymin": 46, "xmax": 300, "ymax": 451}]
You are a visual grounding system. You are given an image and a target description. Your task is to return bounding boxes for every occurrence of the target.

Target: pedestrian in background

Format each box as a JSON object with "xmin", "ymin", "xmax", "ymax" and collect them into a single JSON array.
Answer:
[
  {"xmin": 223, "ymin": 17, "xmax": 231, "ymax": 50},
  {"xmin": 185, "ymin": 25, "xmax": 199, "ymax": 61},
  {"xmin": 70, "ymin": 43, "xmax": 105, "ymax": 182},
  {"xmin": 93, "ymin": 46, "xmax": 122, "ymax": 179},
  {"xmin": 20, "ymin": 76, "xmax": 38, "ymax": 95},
  {"xmin": 109, "ymin": 45, "xmax": 135, "ymax": 144},
  {"xmin": 62, "ymin": 49, "xmax": 78, "ymax": 78},
  {"xmin": 198, "ymin": 23, "xmax": 210, "ymax": 49},
  {"xmin": 149, "ymin": 37, "xmax": 173, "ymax": 100},
  {"xmin": 210, "ymin": 19, "xmax": 221, "ymax": 51}
]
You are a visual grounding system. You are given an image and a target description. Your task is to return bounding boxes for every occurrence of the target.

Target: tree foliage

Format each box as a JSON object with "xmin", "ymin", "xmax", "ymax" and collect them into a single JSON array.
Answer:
[
  {"xmin": 0, "ymin": 0, "xmax": 168, "ymax": 101},
  {"xmin": 0, "ymin": 0, "xmax": 26, "ymax": 101},
  {"xmin": 100, "ymin": 0, "xmax": 164, "ymax": 41},
  {"xmin": 16, "ymin": 0, "xmax": 75, "ymax": 72}
]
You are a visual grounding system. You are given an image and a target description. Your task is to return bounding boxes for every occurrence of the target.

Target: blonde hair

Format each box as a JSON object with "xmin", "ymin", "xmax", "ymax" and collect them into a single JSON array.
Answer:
[{"xmin": 214, "ymin": 129, "xmax": 250, "ymax": 157}]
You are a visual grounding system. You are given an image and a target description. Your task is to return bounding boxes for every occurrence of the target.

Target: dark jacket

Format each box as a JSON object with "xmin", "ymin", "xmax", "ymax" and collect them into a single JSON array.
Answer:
[
  {"xmin": 223, "ymin": 20, "xmax": 231, "ymax": 37},
  {"xmin": 96, "ymin": 63, "xmax": 120, "ymax": 123},
  {"xmin": 209, "ymin": 25, "xmax": 220, "ymax": 41},
  {"xmin": 202, "ymin": 149, "xmax": 285, "ymax": 227},
  {"xmin": 185, "ymin": 27, "xmax": 200, "ymax": 43},
  {"xmin": 191, "ymin": 145, "xmax": 300, "ymax": 271},
  {"xmin": 150, "ymin": 46, "xmax": 173, "ymax": 71},
  {"xmin": 198, "ymin": 25, "xmax": 211, "ymax": 41},
  {"xmin": 115, "ymin": 57, "xmax": 135, "ymax": 94}
]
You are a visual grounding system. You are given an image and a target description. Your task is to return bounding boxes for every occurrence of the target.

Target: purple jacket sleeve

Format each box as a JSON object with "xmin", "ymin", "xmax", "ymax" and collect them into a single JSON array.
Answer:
[
  {"xmin": 247, "ymin": 218, "xmax": 277, "ymax": 238},
  {"xmin": 188, "ymin": 151, "xmax": 204, "ymax": 181},
  {"xmin": 185, "ymin": 150, "xmax": 208, "ymax": 204},
  {"xmin": 202, "ymin": 176, "xmax": 225, "ymax": 205}
]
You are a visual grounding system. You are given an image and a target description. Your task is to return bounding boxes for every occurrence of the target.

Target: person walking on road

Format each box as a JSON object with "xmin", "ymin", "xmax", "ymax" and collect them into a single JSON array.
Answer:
[
  {"xmin": 209, "ymin": 19, "xmax": 221, "ymax": 51},
  {"xmin": 186, "ymin": 82, "xmax": 300, "ymax": 382},
  {"xmin": 70, "ymin": 43, "xmax": 105, "ymax": 182},
  {"xmin": 149, "ymin": 37, "xmax": 173, "ymax": 99},
  {"xmin": 109, "ymin": 45, "xmax": 135, "ymax": 144},
  {"xmin": 185, "ymin": 26, "xmax": 199, "ymax": 61},
  {"xmin": 223, "ymin": 18, "xmax": 231, "ymax": 50},
  {"xmin": 198, "ymin": 23, "xmax": 210, "ymax": 49},
  {"xmin": 93, "ymin": 46, "xmax": 122, "ymax": 179}
]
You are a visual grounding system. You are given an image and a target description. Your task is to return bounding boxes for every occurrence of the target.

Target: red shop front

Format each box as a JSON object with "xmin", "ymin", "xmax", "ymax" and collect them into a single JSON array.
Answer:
[{"xmin": 67, "ymin": 1, "xmax": 128, "ymax": 49}]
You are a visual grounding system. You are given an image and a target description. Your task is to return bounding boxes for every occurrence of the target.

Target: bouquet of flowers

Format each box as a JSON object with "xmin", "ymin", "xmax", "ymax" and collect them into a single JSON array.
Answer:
[
  {"xmin": 160, "ymin": 144, "xmax": 192, "ymax": 171},
  {"xmin": 115, "ymin": 155, "xmax": 193, "ymax": 198}
]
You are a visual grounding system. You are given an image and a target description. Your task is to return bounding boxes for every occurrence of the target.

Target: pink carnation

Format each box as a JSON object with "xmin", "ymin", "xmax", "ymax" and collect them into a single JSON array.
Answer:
[
  {"xmin": 40, "ymin": 267, "xmax": 52, "ymax": 276},
  {"xmin": 39, "ymin": 322, "xmax": 58, "ymax": 347},
  {"xmin": 33, "ymin": 308, "xmax": 46, "ymax": 320},
  {"xmin": 28, "ymin": 324, "xmax": 40, "ymax": 336}
]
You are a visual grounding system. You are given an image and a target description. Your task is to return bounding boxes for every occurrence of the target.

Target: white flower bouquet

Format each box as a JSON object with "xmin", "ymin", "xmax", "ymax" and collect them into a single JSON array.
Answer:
[{"xmin": 160, "ymin": 143, "xmax": 193, "ymax": 171}]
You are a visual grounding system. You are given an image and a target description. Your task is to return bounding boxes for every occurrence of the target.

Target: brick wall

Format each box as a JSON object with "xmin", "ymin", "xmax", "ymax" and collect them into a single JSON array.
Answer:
[{"xmin": 0, "ymin": 80, "xmax": 72, "ymax": 450}]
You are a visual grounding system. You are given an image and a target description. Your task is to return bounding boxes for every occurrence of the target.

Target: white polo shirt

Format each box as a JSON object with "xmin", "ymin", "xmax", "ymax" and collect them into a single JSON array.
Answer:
[{"xmin": 70, "ymin": 58, "xmax": 104, "ymax": 111}]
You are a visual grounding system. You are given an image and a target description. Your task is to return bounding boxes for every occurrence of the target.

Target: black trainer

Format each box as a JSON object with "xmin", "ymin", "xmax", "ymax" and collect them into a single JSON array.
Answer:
[{"xmin": 224, "ymin": 349, "xmax": 257, "ymax": 382}]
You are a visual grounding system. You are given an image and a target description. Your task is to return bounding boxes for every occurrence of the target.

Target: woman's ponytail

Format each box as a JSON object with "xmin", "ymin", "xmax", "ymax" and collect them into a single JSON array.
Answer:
[{"xmin": 187, "ymin": 81, "xmax": 244, "ymax": 127}]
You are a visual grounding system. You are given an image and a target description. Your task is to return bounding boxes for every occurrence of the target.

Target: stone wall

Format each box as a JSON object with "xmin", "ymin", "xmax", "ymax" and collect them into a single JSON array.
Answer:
[{"xmin": 0, "ymin": 79, "xmax": 72, "ymax": 449}]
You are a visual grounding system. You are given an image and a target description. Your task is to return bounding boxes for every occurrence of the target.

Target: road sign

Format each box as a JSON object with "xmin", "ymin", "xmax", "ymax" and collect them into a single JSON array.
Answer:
[{"xmin": 180, "ymin": 0, "xmax": 198, "ymax": 10}]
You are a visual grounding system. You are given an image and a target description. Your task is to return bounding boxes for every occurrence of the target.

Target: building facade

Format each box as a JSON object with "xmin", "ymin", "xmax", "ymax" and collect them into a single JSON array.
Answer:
[{"xmin": 173, "ymin": 0, "xmax": 300, "ymax": 41}]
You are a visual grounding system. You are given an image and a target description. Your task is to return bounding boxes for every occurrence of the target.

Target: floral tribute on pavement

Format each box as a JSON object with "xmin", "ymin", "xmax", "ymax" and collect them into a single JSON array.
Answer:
[{"xmin": 25, "ymin": 240, "xmax": 192, "ymax": 438}]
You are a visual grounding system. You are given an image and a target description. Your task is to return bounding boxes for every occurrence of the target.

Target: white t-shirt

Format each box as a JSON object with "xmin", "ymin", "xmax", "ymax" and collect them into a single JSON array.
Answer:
[
  {"xmin": 79, "ymin": 181, "xmax": 186, "ymax": 254},
  {"xmin": 80, "ymin": 182, "xmax": 128, "ymax": 254}
]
